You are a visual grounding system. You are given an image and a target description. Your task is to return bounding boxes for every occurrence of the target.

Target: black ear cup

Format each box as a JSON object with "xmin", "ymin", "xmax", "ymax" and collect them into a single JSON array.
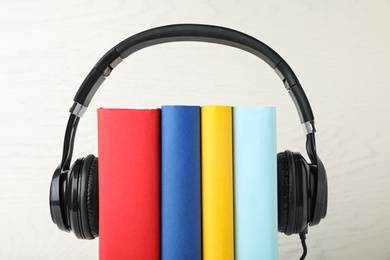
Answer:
[
  {"xmin": 277, "ymin": 150, "xmax": 309, "ymax": 235},
  {"xmin": 68, "ymin": 154, "xmax": 99, "ymax": 240},
  {"xmin": 86, "ymin": 156, "xmax": 99, "ymax": 238},
  {"xmin": 49, "ymin": 166, "xmax": 70, "ymax": 233}
]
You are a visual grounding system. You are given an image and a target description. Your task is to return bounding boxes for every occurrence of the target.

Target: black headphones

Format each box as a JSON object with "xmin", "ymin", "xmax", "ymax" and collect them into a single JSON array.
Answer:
[{"xmin": 49, "ymin": 23, "xmax": 327, "ymax": 253}]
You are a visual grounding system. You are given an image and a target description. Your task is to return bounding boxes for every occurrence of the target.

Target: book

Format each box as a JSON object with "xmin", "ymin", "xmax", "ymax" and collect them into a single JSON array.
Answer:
[
  {"xmin": 233, "ymin": 107, "xmax": 278, "ymax": 259},
  {"xmin": 161, "ymin": 105, "xmax": 201, "ymax": 260},
  {"xmin": 98, "ymin": 108, "xmax": 160, "ymax": 260},
  {"xmin": 201, "ymin": 105, "xmax": 234, "ymax": 260}
]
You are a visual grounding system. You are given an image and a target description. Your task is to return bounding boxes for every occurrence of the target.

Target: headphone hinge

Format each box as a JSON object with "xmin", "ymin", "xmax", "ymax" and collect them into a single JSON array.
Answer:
[
  {"xmin": 275, "ymin": 61, "xmax": 299, "ymax": 90},
  {"xmin": 95, "ymin": 49, "xmax": 123, "ymax": 77},
  {"xmin": 101, "ymin": 55, "xmax": 123, "ymax": 77}
]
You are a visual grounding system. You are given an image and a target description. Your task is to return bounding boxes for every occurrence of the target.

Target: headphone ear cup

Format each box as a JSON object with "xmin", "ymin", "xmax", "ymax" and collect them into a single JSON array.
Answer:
[
  {"xmin": 67, "ymin": 155, "xmax": 99, "ymax": 240},
  {"xmin": 86, "ymin": 156, "xmax": 99, "ymax": 238},
  {"xmin": 277, "ymin": 150, "xmax": 310, "ymax": 235},
  {"xmin": 78, "ymin": 154, "xmax": 99, "ymax": 239}
]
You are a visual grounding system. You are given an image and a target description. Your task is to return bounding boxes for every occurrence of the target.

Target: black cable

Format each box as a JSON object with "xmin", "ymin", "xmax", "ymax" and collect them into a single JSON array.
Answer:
[{"xmin": 299, "ymin": 231, "xmax": 308, "ymax": 260}]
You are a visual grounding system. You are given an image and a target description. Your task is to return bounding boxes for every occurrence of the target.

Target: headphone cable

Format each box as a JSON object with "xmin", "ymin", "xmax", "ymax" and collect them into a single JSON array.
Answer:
[{"xmin": 299, "ymin": 227, "xmax": 308, "ymax": 260}]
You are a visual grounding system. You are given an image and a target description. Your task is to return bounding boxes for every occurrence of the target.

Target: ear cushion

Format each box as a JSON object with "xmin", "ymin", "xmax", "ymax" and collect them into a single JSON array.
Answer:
[
  {"xmin": 278, "ymin": 150, "xmax": 310, "ymax": 235},
  {"xmin": 79, "ymin": 154, "xmax": 99, "ymax": 239},
  {"xmin": 87, "ymin": 156, "xmax": 99, "ymax": 238},
  {"xmin": 277, "ymin": 152, "xmax": 290, "ymax": 234}
]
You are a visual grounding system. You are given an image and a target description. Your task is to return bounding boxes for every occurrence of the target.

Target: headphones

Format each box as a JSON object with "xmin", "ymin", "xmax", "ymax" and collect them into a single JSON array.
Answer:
[{"xmin": 49, "ymin": 23, "xmax": 327, "ymax": 251}]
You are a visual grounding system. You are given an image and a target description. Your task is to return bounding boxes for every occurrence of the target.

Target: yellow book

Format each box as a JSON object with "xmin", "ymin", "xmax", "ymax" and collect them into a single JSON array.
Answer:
[{"xmin": 201, "ymin": 105, "xmax": 234, "ymax": 260}]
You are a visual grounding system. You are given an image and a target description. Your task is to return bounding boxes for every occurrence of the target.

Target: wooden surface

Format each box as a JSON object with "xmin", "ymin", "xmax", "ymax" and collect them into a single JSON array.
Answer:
[{"xmin": 1, "ymin": 0, "xmax": 389, "ymax": 259}]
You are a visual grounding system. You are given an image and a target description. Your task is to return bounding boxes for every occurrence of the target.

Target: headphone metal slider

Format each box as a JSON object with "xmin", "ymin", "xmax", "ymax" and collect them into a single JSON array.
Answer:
[
  {"xmin": 70, "ymin": 102, "xmax": 88, "ymax": 118},
  {"xmin": 302, "ymin": 120, "xmax": 316, "ymax": 135}
]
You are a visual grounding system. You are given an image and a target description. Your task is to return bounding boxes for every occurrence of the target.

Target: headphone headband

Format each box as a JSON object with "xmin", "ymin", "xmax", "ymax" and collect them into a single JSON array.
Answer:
[
  {"xmin": 71, "ymin": 24, "xmax": 315, "ymax": 127},
  {"xmin": 61, "ymin": 23, "xmax": 319, "ymax": 170},
  {"xmin": 51, "ymin": 25, "xmax": 327, "ymax": 250}
]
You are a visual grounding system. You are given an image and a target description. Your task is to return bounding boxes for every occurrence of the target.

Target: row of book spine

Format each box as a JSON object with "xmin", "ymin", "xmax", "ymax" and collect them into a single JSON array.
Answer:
[{"xmin": 98, "ymin": 105, "xmax": 277, "ymax": 260}]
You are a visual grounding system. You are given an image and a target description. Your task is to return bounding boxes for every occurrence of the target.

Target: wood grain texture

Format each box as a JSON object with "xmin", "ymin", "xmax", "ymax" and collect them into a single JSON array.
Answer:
[{"xmin": 1, "ymin": 0, "xmax": 389, "ymax": 259}]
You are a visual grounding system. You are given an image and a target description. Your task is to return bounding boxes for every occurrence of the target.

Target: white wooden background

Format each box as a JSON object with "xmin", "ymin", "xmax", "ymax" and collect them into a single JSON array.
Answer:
[{"xmin": 0, "ymin": 0, "xmax": 389, "ymax": 259}]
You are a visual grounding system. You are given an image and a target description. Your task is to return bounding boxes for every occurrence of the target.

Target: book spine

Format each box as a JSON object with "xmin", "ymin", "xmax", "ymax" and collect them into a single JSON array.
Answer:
[
  {"xmin": 201, "ymin": 105, "xmax": 234, "ymax": 260},
  {"xmin": 161, "ymin": 106, "xmax": 201, "ymax": 260},
  {"xmin": 98, "ymin": 108, "xmax": 160, "ymax": 260},
  {"xmin": 233, "ymin": 107, "xmax": 278, "ymax": 260}
]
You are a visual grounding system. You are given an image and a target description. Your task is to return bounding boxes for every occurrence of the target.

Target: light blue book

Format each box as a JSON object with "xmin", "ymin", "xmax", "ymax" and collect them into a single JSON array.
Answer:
[{"xmin": 233, "ymin": 106, "xmax": 278, "ymax": 260}]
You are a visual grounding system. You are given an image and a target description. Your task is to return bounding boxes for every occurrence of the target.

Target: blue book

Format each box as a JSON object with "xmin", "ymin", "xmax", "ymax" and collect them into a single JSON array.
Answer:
[
  {"xmin": 233, "ymin": 107, "xmax": 278, "ymax": 260},
  {"xmin": 161, "ymin": 105, "xmax": 201, "ymax": 260}
]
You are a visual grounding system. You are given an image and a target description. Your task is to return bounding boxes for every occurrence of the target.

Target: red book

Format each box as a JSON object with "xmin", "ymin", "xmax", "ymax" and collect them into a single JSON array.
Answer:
[{"xmin": 98, "ymin": 108, "xmax": 160, "ymax": 260}]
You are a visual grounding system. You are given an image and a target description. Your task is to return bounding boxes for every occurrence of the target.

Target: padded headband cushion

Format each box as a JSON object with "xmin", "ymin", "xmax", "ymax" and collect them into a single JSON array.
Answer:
[
  {"xmin": 277, "ymin": 152, "xmax": 290, "ymax": 234},
  {"xmin": 79, "ymin": 154, "xmax": 99, "ymax": 239}
]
